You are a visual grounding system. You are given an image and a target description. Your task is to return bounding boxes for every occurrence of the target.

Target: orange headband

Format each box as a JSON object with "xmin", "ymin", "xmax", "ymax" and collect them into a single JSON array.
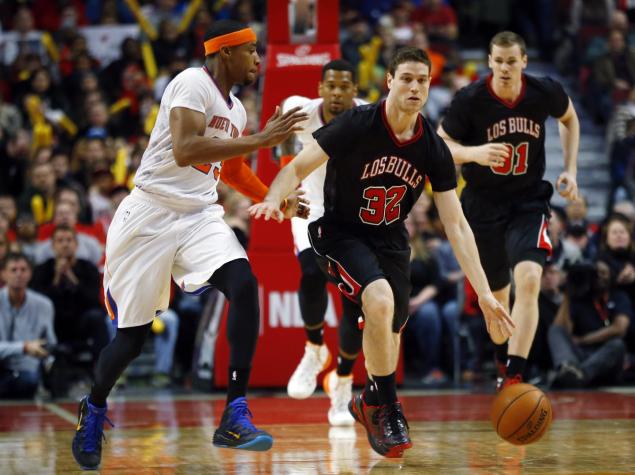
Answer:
[{"xmin": 204, "ymin": 28, "xmax": 257, "ymax": 56}]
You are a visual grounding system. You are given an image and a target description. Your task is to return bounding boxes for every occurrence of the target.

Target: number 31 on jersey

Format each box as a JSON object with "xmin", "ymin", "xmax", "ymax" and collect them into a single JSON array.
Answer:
[{"xmin": 491, "ymin": 142, "xmax": 529, "ymax": 176}]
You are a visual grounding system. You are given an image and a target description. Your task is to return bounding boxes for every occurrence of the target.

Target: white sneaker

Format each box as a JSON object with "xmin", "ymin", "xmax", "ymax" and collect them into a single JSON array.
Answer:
[
  {"xmin": 287, "ymin": 342, "xmax": 331, "ymax": 399},
  {"xmin": 323, "ymin": 369, "xmax": 355, "ymax": 426}
]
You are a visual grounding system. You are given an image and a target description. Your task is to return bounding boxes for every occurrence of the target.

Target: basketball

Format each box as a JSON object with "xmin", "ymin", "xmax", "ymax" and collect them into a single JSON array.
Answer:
[{"xmin": 491, "ymin": 383, "xmax": 552, "ymax": 445}]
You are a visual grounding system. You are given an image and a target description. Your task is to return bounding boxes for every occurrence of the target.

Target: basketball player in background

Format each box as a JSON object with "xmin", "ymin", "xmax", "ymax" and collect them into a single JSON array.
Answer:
[
  {"xmin": 438, "ymin": 31, "xmax": 580, "ymax": 390},
  {"xmin": 281, "ymin": 60, "xmax": 366, "ymax": 427},
  {"xmin": 250, "ymin": 47, "xmax": 514, "ymax": 458},
  {"xmin": 72, "ymin": 20, "xmax": 308, "ymax": 470}
]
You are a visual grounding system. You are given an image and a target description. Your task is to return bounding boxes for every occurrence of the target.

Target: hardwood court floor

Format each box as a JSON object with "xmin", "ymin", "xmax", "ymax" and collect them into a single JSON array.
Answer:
[{"xmin": 0, "ymin": 389, "xmax": 633, "ymax": 474}]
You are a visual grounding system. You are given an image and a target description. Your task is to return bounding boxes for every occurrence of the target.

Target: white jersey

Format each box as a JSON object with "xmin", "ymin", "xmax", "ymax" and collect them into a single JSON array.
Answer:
[
  {"xmin": 135, "ymin": 67, "xmax": 247, "ymax": 210},
  {"xmin": 282, "ymin": 96, "xmax": 366, "ymax": 221}
]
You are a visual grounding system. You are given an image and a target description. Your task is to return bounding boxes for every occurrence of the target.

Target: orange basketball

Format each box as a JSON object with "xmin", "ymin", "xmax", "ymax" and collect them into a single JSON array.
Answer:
[{"xmin": 490, "ymin": 383, "xmax": 552, "ymax": 445}]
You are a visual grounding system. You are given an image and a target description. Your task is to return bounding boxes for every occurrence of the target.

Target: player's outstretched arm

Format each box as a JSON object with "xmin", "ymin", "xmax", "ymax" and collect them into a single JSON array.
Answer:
[
  {"xmin": 438, "ymin": 125, "xmax": 510, "ymax": 168},
  {"xmin": 220, "ymin": 157, "xmax": 309, "ymax": 219},
  {"xmin": 249, "ymin": 141, "xmax": 329, "ymax": 223},
  {"xmin": 555, "ymin": 98, "xmax": 580, "ymax": 202},
  {"xmin": 170, "ymin": 106, "xmax": 308, "ymax": 167},
  {"xmin": 433, "ymin": 189, "xmax": 515, "ymax": 342}
]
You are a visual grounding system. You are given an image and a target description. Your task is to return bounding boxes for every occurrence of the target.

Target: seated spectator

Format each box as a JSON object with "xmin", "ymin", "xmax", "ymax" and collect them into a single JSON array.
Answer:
[
  {"xmin": 549, "ymin": 206, "xmax": 583, "ymax": 269},
  {"xmin": 549, "ymin": 260, "xmax": 630, "ymax": 387},
  {"xmin": 597, "ymin": 213, "xmax": 635, "ymax": 352},
  {"xmin": 591, "ymin": 29, "xmax": 635, "ymax": 122},
  {"xmin": 37, "ymin": 187, "xmax": 104, "ymax": 242},
  {"xmin": 411, "ymin": 0, "xmax": 458, "ymax": 54},
  {"xmin": 0, "ymin": 252, "xmax": 56, "ymax": 399},
  {"xmin": 18, "ymin": 161, "xmax": 57, "ymax": 225},
  {"xmin": 14, "ymin": 213, "xmax": 39, "ymax": 263},
  {"xmin": 34, "ymin": 202, "xmax": 103, "ymax": 266},
  {"xmin": 0, "ymin": 195, "xmax": 17, "ymax": 240},
  {"xmin": 0, "ymin": 90, "xmax": 23, "ymax": 138},
  {"xmin": 403, "ymin": 215, "xmax": 457, "ymax": 385},
  {"xmin": 0, "ymin": 128, "xmax": 30, "ymax": 198},
  {"xmin": 30, "ymin": 225, "xmax": 111, "ymax": 368}
]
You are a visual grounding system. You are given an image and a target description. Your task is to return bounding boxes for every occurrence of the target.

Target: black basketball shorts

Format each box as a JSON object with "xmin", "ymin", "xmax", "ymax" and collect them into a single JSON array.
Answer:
[
  {"xmin": 460, "ymin": 182, "xmax": 553, "ymax": 291},
  {"xmin": 308, "ymin": 219, "xmax": 412, "ymax": 333}
]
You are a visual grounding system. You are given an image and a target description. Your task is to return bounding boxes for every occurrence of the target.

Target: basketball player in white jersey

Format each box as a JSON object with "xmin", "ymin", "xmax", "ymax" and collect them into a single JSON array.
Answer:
[
  {"xmin": 281, "ymin": 60, "xmax": 367, "ymax": 426},
  {"xmin": 72, "ymin": 20, "xmax": 308, "ymax": 470}
]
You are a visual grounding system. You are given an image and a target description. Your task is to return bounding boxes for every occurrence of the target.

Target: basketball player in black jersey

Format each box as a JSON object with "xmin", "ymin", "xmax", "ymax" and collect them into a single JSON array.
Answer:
[
  {"xmin": 250, "ymin": 47, "xmax": 514, "ymax": 458},
  {"xmin": 438, "ymin": 31, "xmax": 580, "ymax": 390}
]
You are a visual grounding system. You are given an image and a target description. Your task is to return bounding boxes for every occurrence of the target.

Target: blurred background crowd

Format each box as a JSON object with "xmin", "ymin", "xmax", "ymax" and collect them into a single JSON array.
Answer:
[{"xmin": 1, "ymin": 0, "xmax": 635, "ymax": 399}]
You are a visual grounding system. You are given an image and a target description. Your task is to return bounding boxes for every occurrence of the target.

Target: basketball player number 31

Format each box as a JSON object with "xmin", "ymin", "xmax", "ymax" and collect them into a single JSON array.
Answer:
[
  {"xmin": 492, "ymin": 142, "xmax": 529, "ymax": 176},
  {"xmin": 359, "ymin": 185, "xmax": 407, "ymax": 225}
]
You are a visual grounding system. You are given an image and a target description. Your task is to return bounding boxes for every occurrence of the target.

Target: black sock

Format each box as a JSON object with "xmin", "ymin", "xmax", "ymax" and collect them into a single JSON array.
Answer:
[
  {"xmin": 306, "ymin": 324, "xmax": 324, "ymax": 346},
  {"xmin": 363, "ymin": 378, "xmax": 379, "ymax": 406},
  {"xmin": 227, "ymin": 367, "xmax": 251, "ymax": 403},
  {"xmin": 506, "ymin": 355, "xmax": 526, "ymax": 377},
  {"xmin": 495, "ymin": 343, "xmax": 508, "ymax": 365},
  {"xmin": 336, "ymin": 352, "xmax": 356, "ymax": 376},
  {"xmin": 372, "ymin": 373, "xmax": 397, "ymax": 405}
]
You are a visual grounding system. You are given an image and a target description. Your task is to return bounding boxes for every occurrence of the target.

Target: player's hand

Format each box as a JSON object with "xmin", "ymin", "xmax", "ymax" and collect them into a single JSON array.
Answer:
[
  {"xmin": 556, "ymin": 171, "xmax": 579, "ymax": 202},
  {"xmin": 284, "ymin": 189, "xmax": 310, "ymax": 220},
  {"xmin": 474, "ymin": 143, "xmax": 510, "ymax": 167},
  {"xmin": 478, "ymin": 293, "xmax": 515, "ymax": 344},
  {"xmin": 258, "ymin": 106, "xmax": 309, "ymax": 148},
  {"xmin": 249, "ymin": 200, "xmax": 285, "ymax": 223}
]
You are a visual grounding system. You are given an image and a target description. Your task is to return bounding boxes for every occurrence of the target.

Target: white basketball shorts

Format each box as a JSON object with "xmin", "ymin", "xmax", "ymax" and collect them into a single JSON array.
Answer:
[{"xmin": 103, "ymin": 188, "xmax": 247, "ymax": 328}]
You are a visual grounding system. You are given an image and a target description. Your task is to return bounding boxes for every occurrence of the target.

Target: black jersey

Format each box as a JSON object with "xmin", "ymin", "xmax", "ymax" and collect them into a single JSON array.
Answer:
[
  {"xmin": 441, "ymin": 74, "xmax": 569, "ymax": 198},
  {"xmin": 312, "ymin": 101, "xmax": 457, "ymax": 232}
]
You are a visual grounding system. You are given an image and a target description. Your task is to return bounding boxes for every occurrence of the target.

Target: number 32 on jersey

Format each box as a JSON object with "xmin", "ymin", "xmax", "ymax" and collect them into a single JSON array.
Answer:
[
  {"xmin": 359, "ymin": 185, "xmax": 407, "ymax": 225},
  {"xmin": 491, "ymin": 142, "xmax": 529, "ymax": 176}
]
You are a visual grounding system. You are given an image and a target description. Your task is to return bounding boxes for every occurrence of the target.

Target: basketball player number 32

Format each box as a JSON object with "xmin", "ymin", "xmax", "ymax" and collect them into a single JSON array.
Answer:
[
  {"xmin": 359, "ymin": 185, "xmax": 407, "ymax": 225},
  {"xmin": 491, "ymin": 142, "xmax": 529, "ymax": 175}
]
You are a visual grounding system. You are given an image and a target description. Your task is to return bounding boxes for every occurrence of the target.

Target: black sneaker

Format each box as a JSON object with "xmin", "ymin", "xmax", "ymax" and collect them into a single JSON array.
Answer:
[
  {"xmin": 349, "ymin": 394, "xmax": 412, "ymax": 458},
  {"xmin": 212, "ymin": 397, "xmax": 273, "ymax": 451},
  {"xmin": 72, "ymin": 396, "xmax": 114, "ymax": 470}
]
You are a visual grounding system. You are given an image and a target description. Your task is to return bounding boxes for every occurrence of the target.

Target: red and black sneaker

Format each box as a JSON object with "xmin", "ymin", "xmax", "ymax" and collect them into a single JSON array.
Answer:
[
  {"xmin": 349, "ymin": 394, "xmax": 412, "ymax": 458},
  {"xmin": 496, "ymin": 373, "xmax": 523, "ymax": 393}
]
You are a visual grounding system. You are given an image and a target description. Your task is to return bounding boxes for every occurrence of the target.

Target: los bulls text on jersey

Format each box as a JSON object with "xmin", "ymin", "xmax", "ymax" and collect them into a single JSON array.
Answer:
[
  {"xmin": 441, "ymin": 74, "xmax": 569, "ymax": 198},
  {"xmin": 312, "ymin": 101, "xmax": 457, "ymax": 231},
  {"xmin": 282, "ymin": 95, "xmax": 367, "ymax": 222}
]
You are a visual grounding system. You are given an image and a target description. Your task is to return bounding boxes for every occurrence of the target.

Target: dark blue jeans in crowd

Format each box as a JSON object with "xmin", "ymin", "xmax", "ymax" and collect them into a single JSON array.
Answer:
[
  {"xmin": 0, "ymin": 369, "xmax": 40, "ymax": 399},
  {"xmin": 407, "ymin": 299, "xmax": 460, "ymax": 377},
  {"xmin": 548, "ymin": 324, "xmax": 625, "ymax": 385}
]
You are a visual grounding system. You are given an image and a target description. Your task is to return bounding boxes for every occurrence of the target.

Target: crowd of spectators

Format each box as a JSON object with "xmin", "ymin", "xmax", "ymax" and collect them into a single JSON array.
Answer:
[{"xmin": 2, "ymin": 0, "xmax": 635, "ymax": 397}]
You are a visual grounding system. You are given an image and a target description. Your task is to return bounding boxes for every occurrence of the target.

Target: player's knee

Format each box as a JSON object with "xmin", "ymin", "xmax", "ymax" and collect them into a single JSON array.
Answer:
[
  {"xmin": 362, "ymin": 280, "xmax": 394, "ymax": 321},
  {"xmin": 516, "ymin": 271, "xmax": 541, "ymax": 297}
]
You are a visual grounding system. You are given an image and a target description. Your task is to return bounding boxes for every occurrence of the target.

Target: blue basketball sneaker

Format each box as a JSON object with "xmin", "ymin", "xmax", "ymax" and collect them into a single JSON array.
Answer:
[
  {"xmin": 72, "ymin": 396, "xmax": 114, "ymax": 470},
  {"xmin": 212, "ymin": 397, "xmax": 273, "ymax": 451}
]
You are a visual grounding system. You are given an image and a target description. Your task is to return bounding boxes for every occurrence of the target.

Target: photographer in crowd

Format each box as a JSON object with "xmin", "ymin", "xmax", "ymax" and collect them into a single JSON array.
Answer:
[
  {"xmin": 0, "ymin": 252, "xmax": 56, "ymax": 398},
  {"xmin": 549, "ymin": 260, "xmax": 630, "ymax": 387}
]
